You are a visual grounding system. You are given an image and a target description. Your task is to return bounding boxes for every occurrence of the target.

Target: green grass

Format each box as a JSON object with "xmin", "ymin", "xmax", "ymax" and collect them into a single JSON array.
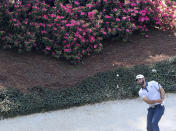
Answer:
[{"xmin": 0, "ymin": 56, "xmax": 176, "ymax": 119}]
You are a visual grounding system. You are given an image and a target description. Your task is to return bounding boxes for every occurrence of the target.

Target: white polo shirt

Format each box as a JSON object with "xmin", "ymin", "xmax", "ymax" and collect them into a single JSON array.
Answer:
[{"xmin": 138, "ymin": 80, "xmax": 163, "ymax": 107}]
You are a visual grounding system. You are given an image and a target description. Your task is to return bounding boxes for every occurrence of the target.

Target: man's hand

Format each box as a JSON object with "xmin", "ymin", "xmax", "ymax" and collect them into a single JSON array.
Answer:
[{"xmin": 155, "ymin": 99, "xmax": 163, "ymax": 103}]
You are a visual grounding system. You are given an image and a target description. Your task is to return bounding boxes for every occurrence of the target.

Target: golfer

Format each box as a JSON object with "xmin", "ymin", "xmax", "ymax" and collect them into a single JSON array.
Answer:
[{"xmin": 136, "ymin": 74, "xmax": 165, "ymax": 131}]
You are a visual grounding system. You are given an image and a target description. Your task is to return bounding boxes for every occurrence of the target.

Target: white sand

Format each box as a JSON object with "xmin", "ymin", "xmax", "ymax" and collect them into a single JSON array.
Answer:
[{"xmin": 0, "ymin": 93, "xmax": 176, "ymax": 131}]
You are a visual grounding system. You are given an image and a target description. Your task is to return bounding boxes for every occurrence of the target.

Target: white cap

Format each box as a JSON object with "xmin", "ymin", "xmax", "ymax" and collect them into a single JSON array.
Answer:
[{"xmin": 136, "ymin": 74, "xmax": 144, "ymax": 80}]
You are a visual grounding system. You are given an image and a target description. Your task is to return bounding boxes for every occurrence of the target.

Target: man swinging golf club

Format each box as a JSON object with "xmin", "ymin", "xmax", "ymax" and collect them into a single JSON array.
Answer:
[{"xmin": 136, "ymin": 74, "xmax": 165, "ymax": 131}]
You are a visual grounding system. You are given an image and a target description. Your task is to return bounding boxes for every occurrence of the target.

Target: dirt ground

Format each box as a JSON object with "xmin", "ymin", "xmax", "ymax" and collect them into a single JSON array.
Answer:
[{"xmin": 0, "ymin": 30, "xmax": 176, "ymax": 91}]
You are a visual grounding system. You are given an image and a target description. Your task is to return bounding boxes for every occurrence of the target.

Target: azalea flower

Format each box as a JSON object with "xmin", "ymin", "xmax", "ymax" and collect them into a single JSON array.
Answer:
[
  {"xmin": 145, "ymin": 34, "xmax": 149, "ymax": 38},
  {"xmin": 116, "ymin": 18, "xmax": 121, "ymax": 22},
  {"xmin": 64, "ymin": 49, "xmax": 71, "ymax": 52},
  {"xmin": 94, "ymin": 44, "xmax": 97, "ymax": 48},
  {"xmin": 41, "ymin": 30, "xmax": 47, "ymax": 34},
  {"xmin": 46, "ymin": 46, "xmax": 51, "ymax": 51},
  {"xmin": 42, "ymin": 8, "xmax": 47, "ymax": 11},
  {"xmin": 105, "ymin": 15, "xmax": 111, "ymax": 19},
  {"xmin": 126, "ymin": 29, "xmax": 129, "ymax": 32},
  {"xmin": 74, "ymin": 1, "xmax": 79, "ymax": 5},
  {"xmin": 53, "ymin": 27, "xmax": 57, "ymax": 31}
]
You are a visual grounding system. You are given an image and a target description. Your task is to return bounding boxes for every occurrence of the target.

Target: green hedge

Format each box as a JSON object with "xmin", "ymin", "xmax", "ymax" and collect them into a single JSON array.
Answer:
[{"xmin": 0, "ymin": 56, "xmax": 176, "ymax": 119}]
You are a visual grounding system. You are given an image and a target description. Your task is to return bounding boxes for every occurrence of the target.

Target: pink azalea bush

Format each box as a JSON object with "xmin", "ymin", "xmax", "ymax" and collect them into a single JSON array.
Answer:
[
  {"xmin": 0, "ymin": 0, "xmax": 175, "ymax": 64},
  {"xmin": 151, "ymin": 0, "xmax": 176, "ymax": 30}
]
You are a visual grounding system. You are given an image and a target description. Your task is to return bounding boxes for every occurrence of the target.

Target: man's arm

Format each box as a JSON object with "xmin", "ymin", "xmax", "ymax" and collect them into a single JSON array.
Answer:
[
  {"xmin": 143, "ymin": 97, "xmax": 162, "ymax": 104},
  {"xmin": 159, "ymin": 87, "xmax": 165, "ymax": 102}
]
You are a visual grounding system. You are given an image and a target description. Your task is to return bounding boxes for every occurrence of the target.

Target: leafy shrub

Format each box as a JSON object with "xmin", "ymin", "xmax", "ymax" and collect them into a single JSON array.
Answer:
[{"xmin": 0, "ymin": 0, "xmax": 175, "ymax": 63}]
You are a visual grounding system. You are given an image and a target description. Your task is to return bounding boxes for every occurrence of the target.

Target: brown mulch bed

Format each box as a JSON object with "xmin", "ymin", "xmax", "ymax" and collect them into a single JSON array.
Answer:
[{"xmin": 0, "ymin": 30, "xmax": 176, "ymax": 92}]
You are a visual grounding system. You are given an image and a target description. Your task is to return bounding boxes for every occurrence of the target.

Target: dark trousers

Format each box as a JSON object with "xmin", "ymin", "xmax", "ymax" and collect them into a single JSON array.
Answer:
[{"xmin": 147, "ymin": 104, "xmax": 165, "ymax": 131}]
